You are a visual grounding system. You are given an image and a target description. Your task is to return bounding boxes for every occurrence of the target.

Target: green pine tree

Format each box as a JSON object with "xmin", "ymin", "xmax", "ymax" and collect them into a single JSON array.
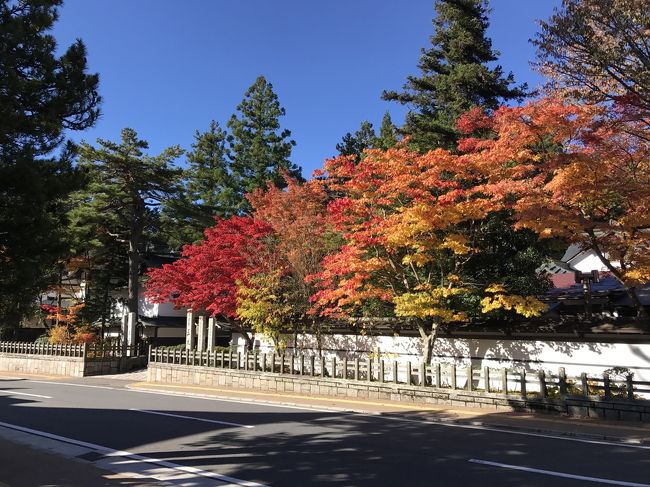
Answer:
[
  {"xmin": 336, "ymin": 113, "xmax": 399, "ymax": 159},
  {"xmin": 336, "ymin": 121, "xmax": 377, "ymax": 158},
  {"xmin": 0, "ymin": 0, "xmax": 100, "ymax": 332},
  {"xmin": 69, "ymin": 129, "xmax": 183, "ymax": 316},
  {"xmin": 161, "ymin": 121, "xmax": 238, "ymax": 246},
  {"xmin": 382, "ymin": 0, "xmax": 528, "ymax": 151},
  {"xmin": 375, "ymin": 112, "xmax": 399, "ymax": 150},
  {"xmin": 227, "ymin": 75, "xmax": 302, "ymax": 212}
]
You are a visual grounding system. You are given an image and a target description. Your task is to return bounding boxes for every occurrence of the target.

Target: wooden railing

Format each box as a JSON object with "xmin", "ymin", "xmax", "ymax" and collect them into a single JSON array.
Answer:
[
  {"xmin": 0, "ymin": 341, "xmax": 147, "ymax": 359},
  {"xmin": 149, "ymin": 348, "xmax": 650, "ymax": 401},
  {"xmin": 0, "ymin": 341, "xmax": 85, "ymax": 357}
]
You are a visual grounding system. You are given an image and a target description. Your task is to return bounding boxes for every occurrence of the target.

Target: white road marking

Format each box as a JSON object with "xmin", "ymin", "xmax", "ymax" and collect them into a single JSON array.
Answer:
[
  {"xmin": 26, "ymin": 378, "xmax": 337, "ymax": 412},
  {"xmin": 129, "ymin": 408, "xmax": 254, "ymax": 428},
  {"xmin": 0, "ymin": 420, "xmax": 268, "ymax": 487},
  {"xmin": 355, "ymin": 414, "xmax": 650, "ymax": 450},
  {"xmin": 28, "ymin": 380, "xmax": 116, "ymax": 390},
  {"xmin": 17, "ymin": 378, "xmax": 650, "ymax": 451},
  {"xmin": 0, "ymin": 390, "xmax": 51, "ymax": 399},
  {"xmin": 468, "ymin": 459, "xmax": 650, "ymax": 486}
]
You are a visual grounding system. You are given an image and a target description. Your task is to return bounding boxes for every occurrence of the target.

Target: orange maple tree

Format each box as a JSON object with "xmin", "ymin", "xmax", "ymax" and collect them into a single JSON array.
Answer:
[
  {"xmin": 308, "ymin": 146, "xmax": 548, "ymax": 362},
  {"xmin": 458, "ymin": 98, "xmax": 650, "ymax": 316}
]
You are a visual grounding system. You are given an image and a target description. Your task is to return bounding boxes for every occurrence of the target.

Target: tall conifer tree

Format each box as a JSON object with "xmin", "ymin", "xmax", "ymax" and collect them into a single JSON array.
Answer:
[
  {"xmin": 227, "ymin": 75, "xmax": 301, "ymax": 211},
  {"xmin": 383, "ymin": 0, "xmax": 527, "ymax": 151},
  {"xmin": 69, "ymin": 129, "xmax": 183, "ymax": 316},
  {"xmin": 0, "ymin": 0, "xmax": 100, "ymax": 331}
]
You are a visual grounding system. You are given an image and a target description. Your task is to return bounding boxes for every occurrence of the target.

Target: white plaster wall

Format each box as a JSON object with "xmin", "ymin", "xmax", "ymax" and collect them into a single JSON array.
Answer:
[
  {"xmin": 232, "ymin": 332, "xmax": 650, "ymax": 383},
  {"xmin": 573, "ymin": 252, "xmax": 611, "ymax": 272}
]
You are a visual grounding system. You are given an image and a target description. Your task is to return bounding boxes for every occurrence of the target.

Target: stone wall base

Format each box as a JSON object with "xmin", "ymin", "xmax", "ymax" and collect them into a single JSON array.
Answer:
[
  {"xmin": 0, "ymin": 353, "xmax": 84, "ymax": 377},
  {"xmin": 148, "ymin": 363, "xmax": 650, "ymax": 423}
]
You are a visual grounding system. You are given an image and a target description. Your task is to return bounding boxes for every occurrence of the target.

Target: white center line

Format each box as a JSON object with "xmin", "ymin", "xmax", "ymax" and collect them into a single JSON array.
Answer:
[
  {"xmin": 0, "ymin": 391, "xmax": 51, "ymax": 399},
  {"xmin": 0, "ymin": 420, "xmax": 267, "ymax": 487},
  {"xmin": 468, "ymin": 459, "xmax": 650, "ymax": 487},
  {"xmin": 129, "ymin": 408, "xmax": 254, "ymax": 428}
]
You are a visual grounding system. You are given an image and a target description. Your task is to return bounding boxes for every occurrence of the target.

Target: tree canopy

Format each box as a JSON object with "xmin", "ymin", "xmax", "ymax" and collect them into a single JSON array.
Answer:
[
  {"xmin": 0, "ymin": 0, "xmax": 100, "ymax": 331},
  {"xmin": 383, "ymin": 0, "xmax": 528, "ymax": 151}
]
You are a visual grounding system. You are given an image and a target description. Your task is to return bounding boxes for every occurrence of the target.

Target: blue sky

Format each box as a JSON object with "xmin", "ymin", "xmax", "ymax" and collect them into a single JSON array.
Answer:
[{"xmin": 52, "ymin": 0, "xmax": 561, "ymax": 178}]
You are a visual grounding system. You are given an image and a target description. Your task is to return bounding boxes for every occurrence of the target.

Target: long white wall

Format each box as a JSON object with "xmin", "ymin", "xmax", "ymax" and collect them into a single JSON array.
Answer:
[{"xmin": 232, "ymin": 332, "xmax": 650, "ymax": 382}]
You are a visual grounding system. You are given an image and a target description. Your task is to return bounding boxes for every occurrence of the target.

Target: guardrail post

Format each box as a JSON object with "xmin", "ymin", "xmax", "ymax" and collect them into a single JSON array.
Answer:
[
  {"xmin": 310, "ymin": 355, "xmax": 315, "ymax": 377},
  {"xmin": 367, "ymin": 357, "xmax": 372, "ymax": 382},
  {"xmin": 538, "ymin": 370, "xmax": 548, "ymax": 398},
  {"xmin": 558, "ymin": 367, "xmax": 567, "ymax": 399},
  {"xmin": 435, "ymin": 364, "xmax": 441, "ymax": 388},
  {"xmin": 300, "ymin": 355, "xmax": 305, "ymax": 375},
  {"xmin": 420, "ymin": 362, "xmax": 427, "ymax": 386},
  {"xmin": 261, "ymin": 352, "xmax": 267, "ymax": 372},
  {"xmin": 236, "ymin": 352, "xmax": 241, "ymax": 370},
  {"xmin": 484, "ymin": 366, "xmax": 490, "ymax": 393},
  {"xmin": 343, "ymin": 357, "xmax": 348, "ymax": 380},
  {"xmin": 355, "ymin": 358, "xmax": 360, "ymax": 380},
  {"xmin": 467, "ymin": 365, "xmax": 473, "ymax": 391},
  {"xmin": 603, "ymin": 372, "xmax": 612, "ymax": 398},
  {"xmin": 451, "ymin": 364, "xmax": 457, "ymax": 390},
  {"xmin": 406, "ymin": 362, "xmax": 412, "ymax": 385},
  {"xmin": 626, "ymin": 375, "xmax": 634, "ymax": 400},
  {"xmin": 331, "ymin": 356, "xmax": 336, "ymax": 378},
  {"xmin": 393, "ymin": 361, "xmax": 399, "ymax": 384},
  {"xmin": 581, "ymin": 373, "xmax": 589, "ymax": 397},
  {"xmin": 501, "ymin": 368, "xmax": 508, "ymax": 395}
]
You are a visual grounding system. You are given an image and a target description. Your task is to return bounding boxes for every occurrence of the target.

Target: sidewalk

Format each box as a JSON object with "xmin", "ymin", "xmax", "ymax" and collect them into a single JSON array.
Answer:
[
  {"xmin": 0, "ymin": 437, "xmax": 159, "ymax": 487},
  {"xmin": 128, "ymin": 381, "xmax": 650, "ymax": 445}
]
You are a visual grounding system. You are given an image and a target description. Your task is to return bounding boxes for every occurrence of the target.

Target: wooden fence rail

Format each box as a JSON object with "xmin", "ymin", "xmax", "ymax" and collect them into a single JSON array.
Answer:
[
  {"xmin": 149, "ymin": 348, "xmax": 650, "ymax": 401},
  {"xmin": 0, "ymin": 341, "xmax": 147, "ymax": 359},
  {"xmin": 0, "ymin": 341, "xmax": 85, "ymax": 357}
]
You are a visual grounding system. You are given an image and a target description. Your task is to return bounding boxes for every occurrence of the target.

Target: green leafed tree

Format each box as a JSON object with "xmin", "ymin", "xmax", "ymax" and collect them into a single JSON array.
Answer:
[
  {"xmin": 382, "ymin": 0, "xmax": 528, "ymax": 151},
  {"xmin": 227, "ymin": 75, "xmax": 302, "ymax": 211},
  {"xmin": 0, "ymin": 0, "xmax": 100, "ymax": 331},
  {"xmin": 161, "ymin": 121, "xmax": 239, "ymax": 246},
  {"xmin": 69, "ymin": 129, "xmax": 183, "ymax": 316}
]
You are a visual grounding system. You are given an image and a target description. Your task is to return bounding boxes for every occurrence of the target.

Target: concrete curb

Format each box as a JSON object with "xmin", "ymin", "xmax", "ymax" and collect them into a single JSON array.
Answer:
[{"xmin": 127, "ymin": 383, "xmax": 650, "ymax": 448}]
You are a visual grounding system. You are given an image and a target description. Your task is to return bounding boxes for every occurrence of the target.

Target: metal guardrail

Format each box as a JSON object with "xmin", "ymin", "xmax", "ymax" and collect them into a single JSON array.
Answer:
[{"xmin": 149, "ymin": 348, "xmax": 650, "ymax": 401}]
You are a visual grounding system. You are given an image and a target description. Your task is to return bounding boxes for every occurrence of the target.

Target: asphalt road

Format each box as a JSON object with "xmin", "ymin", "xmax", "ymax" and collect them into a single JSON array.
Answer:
[{"xmin": 0, "ymin": 376, "xmax": 649, "ymax": 487}]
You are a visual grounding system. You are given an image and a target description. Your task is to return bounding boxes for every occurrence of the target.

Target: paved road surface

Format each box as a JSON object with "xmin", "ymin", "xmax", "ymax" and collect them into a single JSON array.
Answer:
[{"xmin": 0, "ymin": 375, "xmax": 648, "ymax": 486}]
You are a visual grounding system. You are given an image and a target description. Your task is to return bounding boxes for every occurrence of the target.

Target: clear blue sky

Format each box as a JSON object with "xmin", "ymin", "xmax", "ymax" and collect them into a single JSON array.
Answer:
[{"xmin": 52, "ymin": 0, "xmax": 561, "ymax": 178}]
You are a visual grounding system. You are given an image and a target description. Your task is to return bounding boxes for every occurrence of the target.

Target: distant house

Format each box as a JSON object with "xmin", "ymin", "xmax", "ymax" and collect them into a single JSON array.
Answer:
[{"xmin": 543, "ymin": 244, "xmax": 650, "ymax": 318}]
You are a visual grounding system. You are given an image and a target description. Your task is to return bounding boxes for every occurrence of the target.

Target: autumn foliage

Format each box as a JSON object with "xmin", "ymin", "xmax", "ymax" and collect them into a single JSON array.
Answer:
[
  {"xmin": 145, "ymin": 95, "xmax": 650, "ymax": 358},
  {"xmin": 457, "ymin": 98, "xmax": 650, "ymax": 313}
]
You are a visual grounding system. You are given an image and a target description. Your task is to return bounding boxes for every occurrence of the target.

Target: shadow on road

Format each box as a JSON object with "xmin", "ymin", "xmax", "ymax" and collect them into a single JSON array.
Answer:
[{"xmin": 0, "ymin": 389, "xmax": 648, "ymax": 486}]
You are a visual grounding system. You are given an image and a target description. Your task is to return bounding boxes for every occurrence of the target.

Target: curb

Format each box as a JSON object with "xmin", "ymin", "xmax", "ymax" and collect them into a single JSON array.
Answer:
[{"xmin": 127, "ymin": 383, "xmax": 649, "ymax": 448}]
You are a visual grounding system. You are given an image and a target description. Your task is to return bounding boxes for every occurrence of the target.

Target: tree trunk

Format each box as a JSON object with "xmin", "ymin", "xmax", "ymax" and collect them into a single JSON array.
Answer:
[
  {"xmin": 127, "ymin": 212, "xmax": 144, "ymax": 317},
  {"xmin": 588, "ymin": 235, "xmax": 648, "ymax": 317},
  {"xmin": 417, "ymin": 319, "xmax": 439, "ymax": 364},
  {"xmin": 627, "ymin": 287, "xmax": 649, "ymax": 318}
]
